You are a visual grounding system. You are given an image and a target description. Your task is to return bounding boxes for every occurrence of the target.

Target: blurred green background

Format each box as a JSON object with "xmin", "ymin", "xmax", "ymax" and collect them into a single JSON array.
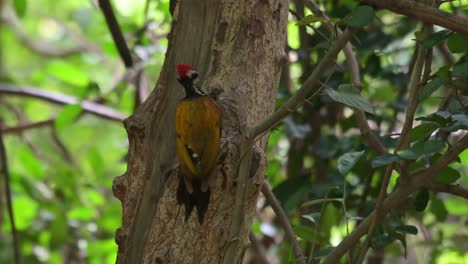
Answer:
[{"xmin": 0, "ymin": 0, "xmax": 467, "ymax": 263}]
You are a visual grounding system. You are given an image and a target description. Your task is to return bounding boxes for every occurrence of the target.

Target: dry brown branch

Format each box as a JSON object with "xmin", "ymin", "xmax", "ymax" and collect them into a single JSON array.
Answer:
[
  {"xmin": 324, "ymin": 135, "xmax": 468, "ymax": 264},
  {"xmin": 262, "ymin": 183, "xmax": 306, "ymax": 264},
  {"xmin": 0, "ymin": 84, "xmax": 125, "ymax": 121},
  {"xmin": 359, "ymin": 0, "xmax": 468, "ymax": 35}
]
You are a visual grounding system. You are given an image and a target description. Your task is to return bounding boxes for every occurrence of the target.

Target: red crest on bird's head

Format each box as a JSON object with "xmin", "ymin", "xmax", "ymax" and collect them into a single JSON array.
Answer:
[{"xmin": 177, "ymin": 64, "xmax": 194, "ymax": 78}]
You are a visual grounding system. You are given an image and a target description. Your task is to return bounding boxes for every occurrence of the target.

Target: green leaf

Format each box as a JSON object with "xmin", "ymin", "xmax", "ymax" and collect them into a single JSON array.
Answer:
[
  {"xmin": 435, "ymin": 65, "xmax": 451, "ymax": 80},
  {"xmin": 273, "ymin": 176, "xmax": 309, "ymax": 212},
  {"xmin": 452, "ymin": 114, "xmax": 468, "ymax": 128},
  {"xmin": 371, "ymin": 154, "xmax": 399, "ymax": 168},
  {"xmin": 414, "ymin": 189, "xmax": 429, "ymax": 212},
  {"xmin": 433, "ymin": 166, "xmax": 461, "ymax": 184},
  {"xmin": 296, "ymin": 15, "xmax": 323, "ymax": 26},
  {"xmin": 49, "ymin": 213, "xmax": 69, "ymax": 249},
  {"xmin": 313, "ymin": 247, "xmax": 335, "ymax": 259},
  {"xmin": 301, "ymin": 198, "xmax": 343, "ymax": 207},
  {"xmin": 337, "ymin": 151, "xmax": 365, "ymax": 176},
  {"xmin": 294, "ymin": 225, "xmax": 321, "ymax": 243},
  {"xmin": 399, "ymin": 140, "xmax": 446, "ymax": 160},
  {"xmin": 419, "ymin": 78, "xmax": 445, "ymax": 101},
  {"xmin": 395, "ymin": 225, "xmax": 418, "ymax": 235},
  {"xmin": 17, "ymin": 145, "xmax": 45, "ymax": 179},
  {"xmin": 416, "ymin": 111, "xmax": 451, "ymax": 127},
  {"xmin": 421, "ymin": 30, "xmax": 453, "ymax": 49},
  {"xmin": 397, "ymin": 149, "xmax": 418, "ymax": 160},
  {"xmin": 302, "ymin": 213, "xmax": 321, "ymax": 224},
  {"xmin": 430, "ymin": 198, "xmax": 448, "ymax": 222},
  {"xmin": 346, "ymin": 5, "xmax": 375, "ymax": 28},
  {"xmin": 447, "ymin": 33, "xmax": 468, "ymax": 53},
  {"xmin": 67, "ymin": 206, "xmax": 95, "ymax": 221},
  {"xmin": 54, "ymin": 104, "xmax": 82, "ymax": 131},
  {"xmin": 338, "ymin": 84, "xmax": 360, "ymax": 94},
  {"xmin": 453, "ymin": 61, "xmax": 468, "ymax": 77},
  {"xmin": 325, "ymin": 88, "xmax": 375, "ymax": 114},
  {"xmin": 393, "ymin": 232, "xmax": 407, "ymax": 258},
  {"xmin": 411, "ymin": 123, "xmax": 439, "ymax": 142},
  {"xmin": 88, "ymin": 147, "xmax": 105, "ymax": 177},
  {"xmin": 47, "ymin": 61, "xmax": 90, "ymax": 87},
  {"xmin": 13, "ymin": 195, "xmax": 38, "ymax": 230},
  {"xmin": 13, "ymin": 0, "xmax": 27, "ymax": 17},
  {"xmin": 422, "ymin": 140, "xmax": 446, "ymax": 156}
]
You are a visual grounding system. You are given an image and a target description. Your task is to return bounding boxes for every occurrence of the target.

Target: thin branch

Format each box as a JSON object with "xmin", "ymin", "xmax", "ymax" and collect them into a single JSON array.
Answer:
[
  {"xmin": 98, "ymin": 0, "xmax": 134, "ymax": 68},
  {"xmin": 359, "ymin": 0, "xmax": 468, "ymax": 35},
  {"xmin": 354, "ymin": 111, "xmax": 386, "ymax": 155},
  {"xmin": 437, "ymin": 43, "xmax": 455, "ymax": 65},
  {"xmin": 422, "ymin": 182, "xmax": 468, "ymax": 200},
  {"xmin": 50, "ymin": 129, "xmax": 77, "ymax": 166},
  {"xmin": 323, "ymin": 134, "xmax": 468, "ymax": 264},
  {"xmin": 261, "ymin": 183, "xmax": 306, "ymax": 264},
  {"xmin": 356, "ymin": 24, "xmax": 430, "ymax": 263},
  {"xmin": 305, "ymin": 0, "xmax": 386, "ymax": 154},
  {"xmin": 396, "ymin": 26, "xmax": 429, "ymax": 150},
  {"xmin": 0, "ymin": 84, "xmax": 125, "ymax": 121},
  {"xmin": 355, "ymin": 165, "xmax": 394, "ymax": 263},
  {"xmin": 289, "ymin": 8, "xmax": 330, "ymax": 42},
  {"xmin": 0, "ymin": 131, "xmax": 20, "ymax": 264},
  {"xmin": 248, "ymin": 27, "xmax": 355, "ymax": 139},
  {"xmin": 305, "ymin": 0, "xmax": 362, "ymax": 89},
  {"xmin": 248, "ymin": 233, "xmax": 270, "ymax": 264},
  {"xmin": 413, "ymin": 134, "xmax": 468, "ymax": 183},
  {"xmin": 0, "ymin": 119, "xmax": 54, "ymax": 134},
  {"xmin": 0, "ymin": 100, "xmax": 43, "ymax": 155}
]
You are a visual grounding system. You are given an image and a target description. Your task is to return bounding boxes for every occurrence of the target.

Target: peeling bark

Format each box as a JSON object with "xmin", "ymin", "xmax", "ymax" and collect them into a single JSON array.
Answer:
[{"xmin": 113, "ymin": 0, "xmax": 289, "ymax": 263}]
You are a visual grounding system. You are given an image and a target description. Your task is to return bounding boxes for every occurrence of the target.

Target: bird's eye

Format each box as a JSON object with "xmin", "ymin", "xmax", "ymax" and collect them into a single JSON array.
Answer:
[{"xmin": 191, "ymin": 72, "xmax": 199, "ymax": 79}]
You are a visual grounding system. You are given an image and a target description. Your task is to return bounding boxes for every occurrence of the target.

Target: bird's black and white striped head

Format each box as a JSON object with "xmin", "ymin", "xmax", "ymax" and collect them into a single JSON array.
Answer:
[{"xmin": 177, "ymin": 64, "xmax": 205, "ymax": 97}]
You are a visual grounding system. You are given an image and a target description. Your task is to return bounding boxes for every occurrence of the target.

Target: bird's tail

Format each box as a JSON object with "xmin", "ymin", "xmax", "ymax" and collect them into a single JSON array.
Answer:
[{"xmin": 176, "ymin": 176, "xmax": 210, "ymax": 224}]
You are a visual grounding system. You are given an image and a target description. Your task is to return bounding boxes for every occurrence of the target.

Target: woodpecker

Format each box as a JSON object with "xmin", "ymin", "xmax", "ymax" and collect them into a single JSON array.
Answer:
[{"xmin": 175, "ymin": 64, "xmax": 222, "ymax": 223}]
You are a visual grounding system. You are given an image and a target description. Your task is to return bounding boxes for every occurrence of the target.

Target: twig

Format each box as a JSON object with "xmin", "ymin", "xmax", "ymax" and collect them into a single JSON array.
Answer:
[
  {"xmin": 355, "ymin": 23, "xmax": 430, "ymax": 264},
  {"xmin": 98, "ymin": 0, "xmax": 134, "ymax": 68},
  {"xmin": 248, "ymin": 27, "xmax": 355, "ymax": 139},
  {"xmin": 359, "ymin": 0, "xmax": 468, "ymax": 35},
  {"xmin": 0, "ymin": 84, "xmax": 125, "ymax": 121},
  {"xmin": 262, "ymin": 183, "xmax": 307, "ymax": 264},
  {"xmin": 305, "ymin": 0, "xmax": 362, "ymax": 89},
  {"xmin": 396, "ymin": 25, "xmax": 429, "ymax": 150},
  {"xmin": 355, "ymin": 111, "xmax": 386, "ymax": 155},
  {"xmin": 304, "ymin": 0, "xmax": 387, "ymax": 155},
  {"xmin": 0, "ymin": 101, "xmax": 43, "ymax": 155},
  {"xmin": 50, "ymin": 129, "xmax": 77, "ymax": 166},
  {"xmin": 288, "ymin": 8, "xmax": 330, "ymax": 42},
  {"xmin": 0, "ymin": 131, "xmax": 20, "ymax": 264},
  {"xmin": 324, "ymin": 134, "xmax": 468, "ymax": 264},
  {"xmin": 355, "ymin": 165, "xmax": 394, "ymax": 263},
  {"xmin": 98, "ymin": 0, "xmax": 150, "ymax": 107},
  {"xmin": 305, "ymin": 0, "xmax": 387, "ymax": 156},
  {"xmin": 0, "ymin": 119, "xmax": 54, "ymax": 134},
  {"xmin": 422, "ymin": 182, "xmax": 468, "ymax": 200},
  {"xmin": 436, "ymin": 43, "xmax": 455, "ymax": 65},
  {"xmin": 248, "ymin": 233, "xmax": 270, "ymax": 264},
  {"xmin": 413, "ymin": 135, "xmax": 468, "ymax": 184}
]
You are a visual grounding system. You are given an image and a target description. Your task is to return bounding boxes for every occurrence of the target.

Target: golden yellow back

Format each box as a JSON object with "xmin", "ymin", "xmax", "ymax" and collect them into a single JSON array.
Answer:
[{"xmin": 175, "ymin": 96, "xmax": 222, "ymax": 180}]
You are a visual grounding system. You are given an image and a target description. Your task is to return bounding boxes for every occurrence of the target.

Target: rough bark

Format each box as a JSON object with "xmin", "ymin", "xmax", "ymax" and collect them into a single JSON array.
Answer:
[{"xmin": 113, "ymin": 0, "xmax": 289, "ymax": 263}]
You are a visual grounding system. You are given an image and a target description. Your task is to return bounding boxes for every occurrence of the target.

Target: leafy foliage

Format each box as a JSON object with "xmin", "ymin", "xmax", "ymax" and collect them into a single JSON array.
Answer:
[
  {"xmin": 0, "ymin": 0, "xmax": 169, "ymax": 263},
  {"xmin": 1, "ymin": 0, "xmax": 467, "ymax": 264}
]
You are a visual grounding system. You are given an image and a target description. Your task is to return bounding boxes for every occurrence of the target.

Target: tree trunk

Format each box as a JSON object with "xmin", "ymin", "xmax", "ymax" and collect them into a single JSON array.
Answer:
[{"xmin": 113, "ymin": 0, "xmax": 289, "ymax": 263}]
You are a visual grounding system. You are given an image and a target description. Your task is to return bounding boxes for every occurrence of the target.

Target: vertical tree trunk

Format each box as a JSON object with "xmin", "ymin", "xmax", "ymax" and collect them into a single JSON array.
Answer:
[{"xmin": 113, "ymin": 0, "xmax": 289, "ymax": 263}]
